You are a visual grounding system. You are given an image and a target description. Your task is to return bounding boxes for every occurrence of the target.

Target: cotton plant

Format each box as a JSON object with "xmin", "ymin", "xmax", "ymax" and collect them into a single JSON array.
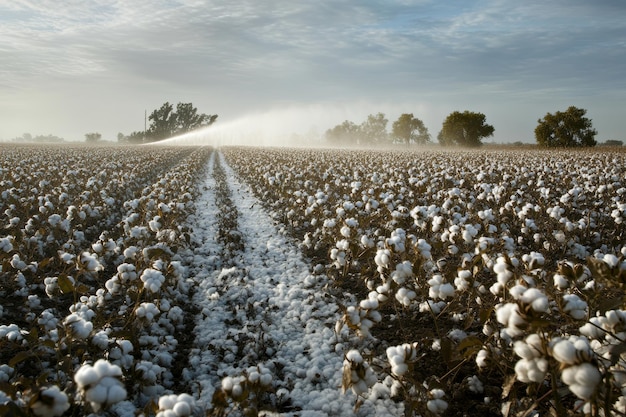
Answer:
[
  {"xmin": 30, "ymin": 386, "xmax": 70, "ymax": 417},
  {"xmin": 342, "ymin": 349, "xmax": 378, "ymax": 396},
  {"xmin": 337, "ymin": 291, "xmax": 382, "ymax": 338},
  {"xmin": 386, "ymin": 343, "xmax": 419, "ymax": 378}
]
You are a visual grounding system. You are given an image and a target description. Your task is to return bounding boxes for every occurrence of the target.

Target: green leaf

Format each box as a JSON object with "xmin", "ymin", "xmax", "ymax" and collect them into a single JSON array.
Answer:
[
  {"xmin": 9, "ymin": 350, "xmax": 33, "ymax": 367},
  {"xmin": 58, "ymin": 274, "xmax": 74, "ymax": 294},
  {"xmin": 457, "ymin": 336, "xmax": 483, "ymax": 358}
]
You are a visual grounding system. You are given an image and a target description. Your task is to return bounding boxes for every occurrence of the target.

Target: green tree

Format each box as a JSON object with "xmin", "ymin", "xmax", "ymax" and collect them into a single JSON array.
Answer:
[
  {"xmin": 360, "ymin": 113, "xmax": 388, "ymax": 145},
  {"xmin": 325, "ymin": 120, "xmax": 360, "ymax": 146},
  {"xmin": 148, "ymin": 102, "xmax": 178, "ymax": 140},
  {"xmin": 535, "ymin": 106, "xmax": 597, "ymax": 147},
  {"xmin": 391, "ymin": 113, "xmax": 430, "ymax": 145},
  {"xmin": 175, "ymin": 102, "xmax": 218, "ymax": 133},
  {"xmin": 85, "ymin": 132, "xmax": 102, "ymax": 142},
  {"xmin": 146, "ymin": 101, "xmax": 217, "ymax": 141},
  {"xmin": 437, "ymin": 111, "xmax": 494, "ymax": 147}
]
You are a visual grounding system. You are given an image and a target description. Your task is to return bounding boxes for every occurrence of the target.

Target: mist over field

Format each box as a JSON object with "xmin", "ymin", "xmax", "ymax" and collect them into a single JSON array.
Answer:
[{"xmin": 157, "ymin": 102, "xmax": 436, "ymax": 148}]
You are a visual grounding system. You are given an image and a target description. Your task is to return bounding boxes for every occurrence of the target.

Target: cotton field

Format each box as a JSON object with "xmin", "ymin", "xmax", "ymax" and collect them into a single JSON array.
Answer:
[{"xmin": 1, "ymin": 143, "xmax": 626, "ymax": 416}]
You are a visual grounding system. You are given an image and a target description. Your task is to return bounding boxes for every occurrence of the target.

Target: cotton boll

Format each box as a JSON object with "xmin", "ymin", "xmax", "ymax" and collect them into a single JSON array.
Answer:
[
  {"xmin": 519, "ymin": 288, "xmax": 550, "ymax": 313},
  {"xmin": 562, "ymin": 294, "xmax": 588, "ymax": 320},
  {"xmin": 173, "ymin": 401, "xmax": 191, "ymax": 417},
  {"xmin": 221, "ymin": 376, "xmax": 234, "ymax": 392},
  {"xmin": 476, "ymin": 349, "xmax": 489, "ymax": 368},
  {"xmin": 428, "ymin": 274, "xmax": 455, "ymax": 300},
  {"xmin": 395, "ymin": 287, "xmax": 416, "ymax": 306},
  {"xmin": 495, "ymin": 303, "xmax": 526, "ymax": 338},
  {"xmin": 140, "ymin": 268, "xmax": 165, "ymax": 293},
  {"xmin": 467, "ymin": 375, "xmax": 484, "ymax": 394},
  {"xmin": 31, "ymin": 385, "xmax": 70, "ymax": 417},
  {"xmin": 515, "ymin": 357, "xmax": 548, "ymax": 383},
  {"xmin": 427, "ymin": 389, "xmax": 448, "ymax": 414},
  {"xmin": 561, "ymin": 363, "xmax": 601, "ymax": 400},
  {"xmin": 551, "ymin": 339, "xmax": 578, "ymax": 365},
  {"xmin": 63, "ymin": 313, "xmax": 93, "ymax": 339}
]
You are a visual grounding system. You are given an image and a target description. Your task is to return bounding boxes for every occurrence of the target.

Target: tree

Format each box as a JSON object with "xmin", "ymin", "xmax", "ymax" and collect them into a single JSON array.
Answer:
[
  {"xmin": 175, "ymin": 102, "xmax": 218, "ymax": 133},
  {"xmin": 148, "ymin": 102, "xmax": 178, "ymax": 140},
  {"xmin": 534, "ymin": 106, "xmax": 597, "ymax": 148},
  {"xmin": 360, "ymin": 113, "xmax": 388, "ymax": 145},
  {"xmin": 437, "ymin": 111, "xmax": 494, "ymax": 147},
  {"xmin": 391, "ymin": 113, "xmax": 430, "ymax": 145},
  {"xmin": 325, "ymin": 120, "xmax": 360, "ymax": 146},
  {"xmin": 146, "ymin": 101, "xmax": 218, "ymax": 142},
  {"xmin": 85, "ymin": 132, "xmax": 102, "ymax": 142}
]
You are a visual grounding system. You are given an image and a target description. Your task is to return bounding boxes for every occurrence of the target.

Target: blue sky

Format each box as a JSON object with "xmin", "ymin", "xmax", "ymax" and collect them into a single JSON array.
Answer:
[{"xmin": 0, "ymin": 0, "xmax": 624, "ymax": 143}]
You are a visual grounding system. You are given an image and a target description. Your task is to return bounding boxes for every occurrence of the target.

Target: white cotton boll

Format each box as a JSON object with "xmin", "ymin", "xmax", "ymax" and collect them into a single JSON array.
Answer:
[
  {"xmin": 391, "ymin": 363, "xmax": 408, "ymax": 377},
  {"xmin": 476, "ymin": 349, "xmax": 489, "ymax": 368},
  {"xmin": 467, "ymin": 375, "xmax": 484, "ymax": 394},
  {"xmin": 105, "ymin": 382, "xmax": 127, "ymax": 406},
  {"xmin": 159, "ymin": 394, "xmax": 178, "ymax": 410},
  {"xmin": 63, "ymin": 314, "xmax": 93, "ymax": 339},
  {"xmin": 553, "ymin": 273, "xmax": 569, "ymax": 289},
  {"xmin": 427, "ymin": 389, "xmax": 448, "ymax": 414},
  {"xmin": 495, "ymin": 303, "xmax": 526, "ymax": 337},
  {"xmin": 562, "ymin": 294, "xmax": 588, "ymax": 320},
  {"xmin": 173, "ymin": 401, "xmax": 191, "ymax": 417},
  {"xmin": 520, "ymin": 288, "xmax": 549, "ymax": 313},
  {"xmin": 428, "ymin": 274, "xmax": 455, "ymax": 300},
  {"xmin": 603, "ymin": 254, "xmax": 619, "ymax": 268},
  {"xmin": 395, "ymin": 287, "xmax": 416, "ymax": 306},
  {"xmin": 561, "ymin": 363, "xmax": 601, "ymax": 400},
  {"xmin": 360, "ymin": 235, "xmax": 375, "ymax": 248},
  {"xmin": 85, "ymin": 384, "xmax": 107, "ymax": 407},
  {"xmin": 140, "ymin": 268, "xmax": 165, "ymax": 293},
  {"xmin": 514, "ymin": 341, "xmax": 535, "ymax": 360},
  {"xmin": 340, "ymin": 226, "xmax": 351, "ymax": 238},
  {"xmin": 551, "ymin": 339, "xmax": 577, "ymax": 365},
  {"xmin": 92, "ymin": 331, "xmax": 110, "ymax": 350},
  {"xmin": 515, "ymin": 358, "xmax": 548, "ymax": 383},
  {"xmin": 508, "ymin": 284, "xmax": 526, "ymax": 300},
  {"xmin": 346, "ymin": 349, "xmax": 363, "ymax": 363},
  {"xmin": 31, "ymin": 387, "xmax": 70, "ymax": 417},
  {"xmin": 374, "ymin": 249, "xmax": 391, "ymax": 271}
]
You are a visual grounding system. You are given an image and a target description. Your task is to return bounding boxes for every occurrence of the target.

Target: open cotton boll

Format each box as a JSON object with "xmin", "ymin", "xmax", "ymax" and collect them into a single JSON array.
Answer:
[
  {"xmin": 390, "ymin": 261, "xmax": 413, "ymax": 284},
  {"xmin": 374, "ymin": 249, "xmax": 391, "ymax": 272},
  {"xmin": 80, "ymin": 252, "xmax": 103, "ymax": 272},
  {"xmin": 136, "ymin": 302, "xmax": 160, "ymax": 321},
  {"xmin": 519, "ymin": 288, "xmax": 550, "ymax": 313},
  {"xmin": 74, "ymin": 360, "xmax": 126, "ymax": 411},
  {"xmin": 515, "ymin": 357, "xmax": 548, "ymax": 383},
  {"xmin": 428, "ymin": 274, "xmax": 455, "ymax": 300},
  {"xmin": 427, "ymin": 389, "xmax": 448, "ymax": 414},
  {"xmin": 140, "ymin": 268, "xmax": 165, "ymax": 293},
  {"xmin": 63, "ymin": 313, "xmax": 93, "ymax": 339},
  {"xmin": 562, "ymin": 294, "xmax": 588, "ymax": 320},
  {"xmin": 495, "ymin": 303, "xmax": 526, "ymax": 338},
  {"xmin": 157, "ymin": 393, "xmax": 195, "ymax": 417},
  {"xmin": 395, "ymin": 287, "xmax": 416, "ymax": 306},
  {"xmin": 561, "ymin": 363, "xmax": 601, "ymax": 400},
  {"xmin": 31, "ymin": 385, "xmax": 70, "ymax": 417}
]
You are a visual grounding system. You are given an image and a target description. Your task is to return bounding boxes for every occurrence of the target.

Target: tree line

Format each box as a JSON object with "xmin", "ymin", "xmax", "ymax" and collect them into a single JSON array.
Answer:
[
  {"xmin": 325, "ymin": 106, "xmax": 602, "ymax": 148},
  {"xmin": 118, "ymin": 102, "xmax": 218, "ymax": 144},
  {"xmin": 88, "ymin": 102, "xmax": 608, "ymax": 148}
]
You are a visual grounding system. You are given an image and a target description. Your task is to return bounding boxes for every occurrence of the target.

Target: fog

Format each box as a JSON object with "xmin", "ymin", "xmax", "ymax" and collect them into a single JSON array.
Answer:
[{"xmin": 153, "ymin": 102, "xmax": 436, "ymax": 148}]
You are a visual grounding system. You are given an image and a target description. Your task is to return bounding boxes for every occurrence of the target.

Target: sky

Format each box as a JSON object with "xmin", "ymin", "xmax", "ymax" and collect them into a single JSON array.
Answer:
[{"xmin": 0, "ymin": 0, "xmax": 625, "ymax": 144}]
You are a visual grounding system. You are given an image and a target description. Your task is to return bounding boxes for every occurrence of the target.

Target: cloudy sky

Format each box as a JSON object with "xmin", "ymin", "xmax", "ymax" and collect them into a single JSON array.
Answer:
[{"xmin": 1, "ymin": 0, "xmax": 625, "ymax": 144}]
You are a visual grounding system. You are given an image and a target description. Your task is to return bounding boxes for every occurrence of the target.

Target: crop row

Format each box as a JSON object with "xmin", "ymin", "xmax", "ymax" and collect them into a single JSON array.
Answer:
[
  {"xmin": 222, "ymin": 146, "xmax": 626, "ymax": 416},
  {"xmin": 0, "ymin": 144, "xmax": 212, "ymax": 416}
]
